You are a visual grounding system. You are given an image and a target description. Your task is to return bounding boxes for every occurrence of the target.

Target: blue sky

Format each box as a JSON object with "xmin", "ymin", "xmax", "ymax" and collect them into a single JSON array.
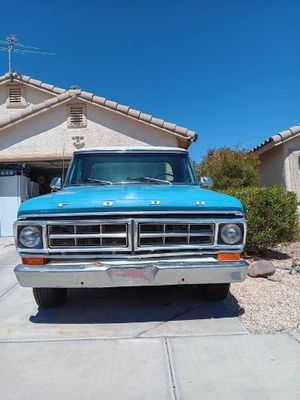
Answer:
[{"xmin": 1, "ymin": 0, "xmax": 300, "ymax": 161}]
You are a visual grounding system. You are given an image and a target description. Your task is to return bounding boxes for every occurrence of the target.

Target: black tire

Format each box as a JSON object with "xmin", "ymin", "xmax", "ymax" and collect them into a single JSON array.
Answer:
[
  {"xmin": 201, "ymin": 283, "xmax": 230, "ymax": 301},
  {"xmin": 33, "ymin": 288, "xmax": 67, "ymax": 308}
]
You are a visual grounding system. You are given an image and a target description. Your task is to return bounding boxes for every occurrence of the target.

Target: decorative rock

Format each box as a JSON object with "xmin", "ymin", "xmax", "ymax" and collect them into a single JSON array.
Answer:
[{"xmin": 247, "ymin": 260, "xmax": 276, "ymax": 278}]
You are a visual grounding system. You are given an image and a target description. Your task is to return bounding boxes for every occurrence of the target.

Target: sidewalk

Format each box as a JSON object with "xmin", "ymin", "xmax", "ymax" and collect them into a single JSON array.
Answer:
[{"xmin": 0, "ymin": 334, "xmax": 299, "ymax": 400}]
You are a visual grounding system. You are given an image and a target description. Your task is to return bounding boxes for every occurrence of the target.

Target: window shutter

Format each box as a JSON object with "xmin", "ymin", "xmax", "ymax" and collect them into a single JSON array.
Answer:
[{"xmin": 68, "ymin": 104, "xmax": 87, "ymax": 128}]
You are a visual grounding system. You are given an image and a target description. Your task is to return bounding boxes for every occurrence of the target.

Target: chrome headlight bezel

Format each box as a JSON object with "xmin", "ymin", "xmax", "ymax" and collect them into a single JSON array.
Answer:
[
  {"xmin": 218, "ymin": 223, "xmax": 243, "ymax": 245},
  {"xmin": 18, "ymin": 225, "xmax": 43, "ymax": 249}
]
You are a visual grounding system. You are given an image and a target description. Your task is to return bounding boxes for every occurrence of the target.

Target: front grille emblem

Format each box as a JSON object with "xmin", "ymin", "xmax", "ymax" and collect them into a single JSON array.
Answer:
[
  {"xmin": 150, "ymin": 200, "xmax": 160, "ymax": 206},
  {"xmin": 103, "ymin": 200, "xmax": 113, "ymax": 207},
  {"xmin": 57, "ymin": 202, "xmax": 68, "ymax": 208},
  {"xmin": 195, "ymin": 200, "xmax": 205, "ymax": 206}
]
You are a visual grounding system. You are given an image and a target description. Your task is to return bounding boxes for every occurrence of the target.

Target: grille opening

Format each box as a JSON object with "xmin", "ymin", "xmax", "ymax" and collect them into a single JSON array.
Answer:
[
  {"xmin": 165, "ymin": 237, "xmax": 188, "ymax": 244},
  {"xmin": 51, "ymin": 239, "xmax": 75, "ymax": 247},
  {"xmin": 140, "ymin": 224, "xmax": 164, "ymax": 233},
  {"xmin": 140, "ymin": 237, "xmax": 164, "ymax": 246},
  {"xmin": 76, "ymin": 225, "xmax": 100, "ymax": 234},
  {"xmin": 102, "ymin": 224, "xmax": 127, "ymax": 233},
  {"xmin": 190, "ymin": 224, "xmax": 211, "ymax": 232},
  {"xmin": 77, "ymin": 238, "xmax": 100, "ymax": 246},
  {"xmin": 50, "ymin": 225, "xmax": 74, "ymax": 234},
  {"xmin": 190, "ymin": 237, "xmax": 211, "ymax": 244},
  {"xmin": 102, "ymin": 237, "xmax": 127, "ymax": 246},
  {"xmin": 166, "ymin": 224, "xmax": 188, "ymax": 233}
]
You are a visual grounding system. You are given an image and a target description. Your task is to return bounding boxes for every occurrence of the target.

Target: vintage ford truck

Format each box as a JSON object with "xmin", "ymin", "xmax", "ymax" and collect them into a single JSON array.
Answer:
[{"xmin": 14, "ymin": 147, "xmax": 248, "ymax": 308}]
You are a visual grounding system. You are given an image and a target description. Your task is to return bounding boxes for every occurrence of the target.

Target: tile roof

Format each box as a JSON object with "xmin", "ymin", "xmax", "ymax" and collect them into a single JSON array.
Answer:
[
  {"xmin": 252, "ymin": 123, "xmax": 300, "ymax": 154},
  {"xmin": 0, "ymin": 72, "xmax": 196, "ymax": 144}
]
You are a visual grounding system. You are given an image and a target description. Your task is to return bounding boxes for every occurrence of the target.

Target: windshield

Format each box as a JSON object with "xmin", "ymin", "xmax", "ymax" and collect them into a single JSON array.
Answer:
[{"xmin": 65, "ymin": 152, "xmax": 198, "ymax": 186}]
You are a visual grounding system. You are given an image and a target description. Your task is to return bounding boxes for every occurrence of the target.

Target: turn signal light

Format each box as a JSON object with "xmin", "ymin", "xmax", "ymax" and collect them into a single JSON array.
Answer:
[
  {"xmin": 217, "ymin": 253, "xmax": 240, "ymax": 262},
  {"xmin": 22, "ymin": 257, "xmax": 46, "ymax": 265}
]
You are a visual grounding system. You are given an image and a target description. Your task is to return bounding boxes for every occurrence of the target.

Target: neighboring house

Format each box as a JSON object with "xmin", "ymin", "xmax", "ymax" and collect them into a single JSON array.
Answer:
[
  {"xmin": 253, "ymin": 124, "xmax": 300, "ymax": 205},
  {"xmin": 0, "ymin": 71, "xmax": 196, "ymax": 236}
]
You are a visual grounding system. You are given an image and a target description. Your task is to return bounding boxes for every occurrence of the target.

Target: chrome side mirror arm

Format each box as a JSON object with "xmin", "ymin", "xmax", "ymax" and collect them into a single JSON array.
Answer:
[
  {"xmin": 50, "ymin": 177, "xmax": 62, "ymax": 191},
  {"xmin": 199, "ymin": 176, "xmax": 214, "ymax": 189}
]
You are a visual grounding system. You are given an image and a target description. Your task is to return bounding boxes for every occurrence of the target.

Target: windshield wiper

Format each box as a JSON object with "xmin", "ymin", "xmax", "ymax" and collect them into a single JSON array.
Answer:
[
  {"xmin": 127, "ymin": 176, "xmax": 171, "ymax": 185},
  {"xmin": 83, "ymin": 178, "xmax": 113, "ymax": 185}
]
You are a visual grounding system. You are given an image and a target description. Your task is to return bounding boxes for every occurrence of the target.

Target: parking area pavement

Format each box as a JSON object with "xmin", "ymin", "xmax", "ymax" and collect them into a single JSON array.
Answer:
[{"xmin": 0, "ymin": 247, "xmax": 299, "ymax": 399}]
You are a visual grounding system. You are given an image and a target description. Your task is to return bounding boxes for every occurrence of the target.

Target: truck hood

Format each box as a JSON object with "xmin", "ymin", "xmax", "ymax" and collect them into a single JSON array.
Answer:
[{"xmin": 18, "ymin": 184, "xmax": 243, "ymax": 217}]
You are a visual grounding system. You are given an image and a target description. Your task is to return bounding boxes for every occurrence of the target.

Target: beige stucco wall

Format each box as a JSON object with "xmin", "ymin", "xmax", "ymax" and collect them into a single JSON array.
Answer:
[
  {"xmin": 0, "ymin": 83, "xmax": 54, "ymax": 119},
  {"xmin": 258, "ymin": 145, "xmax": 285, "ymax": 188},
  {"xmin": 282, "ymin": 136, "xmax": 300, "ymax": 202},
  {"xmin": 258, "ymin": 135, "xmax": 300, "ymax": 203},
  {"xmin": 0, "ymin": 99, "xmax": 179, "ymax": 162}
]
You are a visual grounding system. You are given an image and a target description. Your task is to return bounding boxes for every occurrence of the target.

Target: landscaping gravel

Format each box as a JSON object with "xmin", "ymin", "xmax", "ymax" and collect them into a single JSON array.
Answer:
[{"xmin": 228, "ymin": 242, "xmax": 300, "ymax": 334}]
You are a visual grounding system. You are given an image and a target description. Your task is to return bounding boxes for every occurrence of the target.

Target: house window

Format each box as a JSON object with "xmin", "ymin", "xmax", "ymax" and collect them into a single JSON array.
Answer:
[
  {"xmin": 6, "ymin": 85, "xmax": 27, "ymax": 108},
  {"xmin": 67, "ymin": 104, "xmax": 87, "ymax": 128}
]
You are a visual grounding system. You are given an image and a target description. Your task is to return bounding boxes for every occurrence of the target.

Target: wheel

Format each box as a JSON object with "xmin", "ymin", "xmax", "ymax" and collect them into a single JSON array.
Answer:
[
  {"xmin": 33, "ymin": 288, "xmax": 67, "ymax": 308},
  {"xmin": 201, "ymin": 283, "xmax": 230, "ymax": 301}
]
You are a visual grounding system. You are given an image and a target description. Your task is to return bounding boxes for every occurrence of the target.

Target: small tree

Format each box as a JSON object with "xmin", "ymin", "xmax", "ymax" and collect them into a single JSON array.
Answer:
[{"xmin": 196, "ymin": 147, "xmax": 260, "ymax": 190}]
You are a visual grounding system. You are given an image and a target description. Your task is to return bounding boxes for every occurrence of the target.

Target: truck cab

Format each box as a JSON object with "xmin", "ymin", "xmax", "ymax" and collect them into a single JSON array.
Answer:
[{"xmin": 14, "ymin": 147, "xmax": 248, "ymax": 308}]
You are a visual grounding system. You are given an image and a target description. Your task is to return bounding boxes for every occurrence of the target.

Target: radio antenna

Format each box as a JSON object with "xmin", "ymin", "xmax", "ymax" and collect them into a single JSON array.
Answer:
[
  {"xmin": 62, "ymin": 142, "xmax": 66, "ymax": 186},
  {"xmin": 0, "ymin": 34, "xmax": 55, "ymax": 73}
]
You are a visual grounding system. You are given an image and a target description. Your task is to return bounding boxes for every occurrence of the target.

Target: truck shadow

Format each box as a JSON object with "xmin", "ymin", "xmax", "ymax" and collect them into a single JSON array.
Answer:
[{"xmin": 29, "ymin": 285, "xmax": 244, "ymax": 324}]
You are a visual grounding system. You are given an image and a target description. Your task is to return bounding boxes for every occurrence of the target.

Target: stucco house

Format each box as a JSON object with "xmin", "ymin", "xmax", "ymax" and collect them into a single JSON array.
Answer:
[
  {"xmin": 0, "ymin": 71, "xmax": 196, "ymax": 236},
  {"xmin": 253, "ymin": 124, "xmax": 300, "ymax": 205}
]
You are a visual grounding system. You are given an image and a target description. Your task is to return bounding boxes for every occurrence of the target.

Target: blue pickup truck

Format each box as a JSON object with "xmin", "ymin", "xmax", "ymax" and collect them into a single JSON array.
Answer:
[{"xmin": 14, "ymin": 147, "xmax": 248, "ymax": 308}]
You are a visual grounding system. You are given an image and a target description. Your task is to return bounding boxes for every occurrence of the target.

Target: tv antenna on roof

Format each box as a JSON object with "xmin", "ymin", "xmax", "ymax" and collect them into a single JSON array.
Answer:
[{"xmin": 0, "ymin": 34, "xmax": 55, "ymax": 73}]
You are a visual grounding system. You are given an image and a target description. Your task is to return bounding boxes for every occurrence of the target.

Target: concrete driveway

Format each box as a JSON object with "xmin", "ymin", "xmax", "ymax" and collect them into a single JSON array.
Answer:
[{"xmin": 0, "ymin": 247, "xmax": 299, "ymax": 399}]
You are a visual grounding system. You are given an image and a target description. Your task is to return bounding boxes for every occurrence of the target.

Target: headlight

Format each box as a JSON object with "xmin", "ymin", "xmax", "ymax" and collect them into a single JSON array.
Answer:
[
  {"xmin": 220, "ymin": 224, "xmax": 242, "ymax": 245},
  {"xmin": 19, "ymin": 226, "xmax": 42, "ymax": 248}
]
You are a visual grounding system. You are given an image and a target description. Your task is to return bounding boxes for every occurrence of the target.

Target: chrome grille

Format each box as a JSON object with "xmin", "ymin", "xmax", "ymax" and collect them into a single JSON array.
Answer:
[
  {"xmin": 138, "ymin": 222, "xmax": 214, "ymax": 248},
  {"xmin": 48, "ymin": 222, "xmax": 128, "ymax": 249}
]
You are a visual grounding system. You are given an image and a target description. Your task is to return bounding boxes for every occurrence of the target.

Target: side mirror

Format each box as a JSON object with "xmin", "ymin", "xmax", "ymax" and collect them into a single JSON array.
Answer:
[
  {"xmin": 50, "ymin": 177, "xmax": 62, "ymax": 191},
  {"xmin": 199, "ymin": 176, "xmax": 214, "ymax": 189}
]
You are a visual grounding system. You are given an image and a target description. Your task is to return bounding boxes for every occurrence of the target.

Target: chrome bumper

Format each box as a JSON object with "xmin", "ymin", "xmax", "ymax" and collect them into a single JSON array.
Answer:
[{"xmin": 14, "ymin": 257, "xmax": 249, "ymax": 288}]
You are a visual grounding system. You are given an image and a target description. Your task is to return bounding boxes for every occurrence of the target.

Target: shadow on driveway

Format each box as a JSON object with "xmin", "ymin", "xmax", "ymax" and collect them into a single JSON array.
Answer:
[{"xmin": 29, "ymin": 285, "xmax": 244, "ymax": 325}]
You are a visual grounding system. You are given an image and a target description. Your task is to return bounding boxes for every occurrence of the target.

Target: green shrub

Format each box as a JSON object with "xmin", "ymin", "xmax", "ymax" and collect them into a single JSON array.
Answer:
[
  {"xmin": 223, "ymin": 186, "xmax": 299, "ymax": 253},
  {"xmin": 196, "ymin": 147, "xmax": 260, "ymax": 190}
]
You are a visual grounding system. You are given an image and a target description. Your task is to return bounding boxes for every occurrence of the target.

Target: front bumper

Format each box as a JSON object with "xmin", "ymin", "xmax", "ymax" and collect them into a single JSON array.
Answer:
[{"xmin": 14, "ymin": 257, "xmax": 249, "ymax": 288}]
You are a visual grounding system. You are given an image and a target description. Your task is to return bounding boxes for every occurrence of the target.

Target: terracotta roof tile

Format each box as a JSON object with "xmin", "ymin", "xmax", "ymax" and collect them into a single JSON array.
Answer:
[
  {"xmin": 80, "ymin": 91, "xmax": 94, "ymax": 101},
  {"xmin": 104, "ymin": 99, "xmax": 118, "ymax": 109},
  {"xmin": 150, "ymin": 117, "xmax": 164, "ymax": 127},
  {"xmin": 116, "ymin": 104, "xmax": 130, "ymax": 113},
  {"xmin": 139, "ymin": 112, "xmax": 152, "ymax": 123},
  {"xmin": 163, "ymin": 121, "xmax": 176, "ymax": 131},
  {"xmin": 253, "ymin": 123, "xmax": 300, "ymax": 154},
  {"xmin": 127, "ymin": 108, "xmax": 141, "ymax": 118},
  {"xmin": 92, "ymin": 95, "xmax": 106, "ymax": 105}
]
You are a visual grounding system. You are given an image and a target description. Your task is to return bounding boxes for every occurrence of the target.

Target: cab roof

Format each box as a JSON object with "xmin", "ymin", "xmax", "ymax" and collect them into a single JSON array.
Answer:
[{"xmin": 74, "ymin": 146, "xmax": 188, "ymax": 154}]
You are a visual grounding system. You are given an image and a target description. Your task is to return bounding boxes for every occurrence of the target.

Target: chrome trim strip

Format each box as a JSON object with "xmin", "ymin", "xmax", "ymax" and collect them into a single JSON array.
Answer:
[
  {"xmin": 139, "ymin": 232, "xmax": 213, "ymax": 238},
  {"xmin": 18, "ymin": 210, "xmax": 244, "ymax": 220},
  {"xmin": 48, "ymin": 233, "xmax": 127, "ymax": 239},
  {"xmin": 17, "ymin": 250, "xmax": 242, "ymax": 259}
]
